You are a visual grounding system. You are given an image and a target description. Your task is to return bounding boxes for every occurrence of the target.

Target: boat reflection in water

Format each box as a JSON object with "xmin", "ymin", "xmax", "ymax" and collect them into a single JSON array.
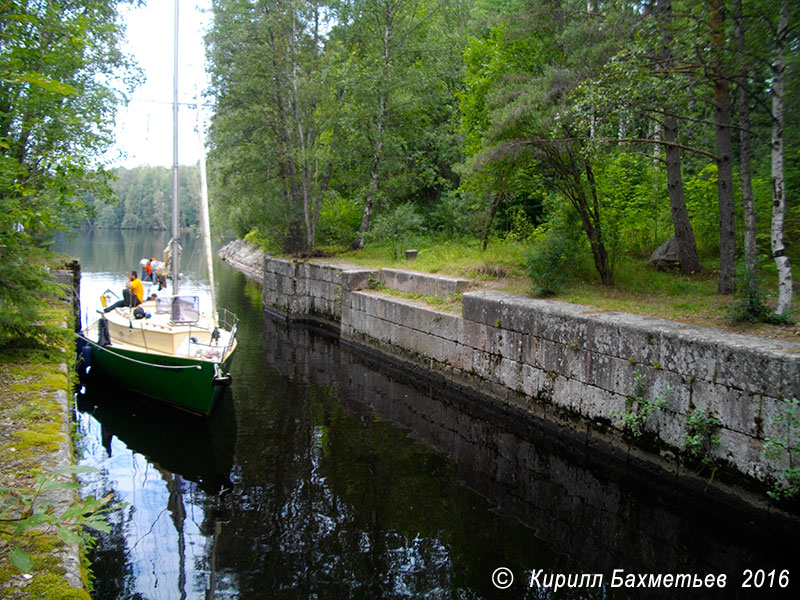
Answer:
[{"xmin": 75, "ymin": 379, "xmax": 236, "ymax": 599}]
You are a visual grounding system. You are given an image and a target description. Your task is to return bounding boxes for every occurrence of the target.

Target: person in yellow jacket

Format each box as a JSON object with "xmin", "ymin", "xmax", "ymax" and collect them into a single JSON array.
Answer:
[
  {"xmin": 104, "ymin": 271, "xmax": 145, "ymax": 312},
  {"xmin": 127, "ymin": 270, "xmax": 144, "ymax": 303}
]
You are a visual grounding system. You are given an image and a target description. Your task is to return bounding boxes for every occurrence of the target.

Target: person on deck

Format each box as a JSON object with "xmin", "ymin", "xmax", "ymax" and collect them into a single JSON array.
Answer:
[
  {"xmin": 143, "ymin": 258, "xmax": 156, "ymax": 282},
  {"xmin": 104, "ymin": 270, "xmax": 145, "ymax": 313}
]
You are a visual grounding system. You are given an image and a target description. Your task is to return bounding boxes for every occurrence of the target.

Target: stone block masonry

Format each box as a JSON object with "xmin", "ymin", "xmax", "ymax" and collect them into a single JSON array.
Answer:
[
  {"xmin": 259, "ymin": 256, "xmax": 800, "ymax": 504},
  {"xmin": 262, "ymin": 257, "xmax": 375, "ymax": 329}
]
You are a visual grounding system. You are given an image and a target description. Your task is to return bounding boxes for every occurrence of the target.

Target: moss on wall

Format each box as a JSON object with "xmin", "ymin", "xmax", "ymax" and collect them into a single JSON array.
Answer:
[{"xmin": 0, "ymin": 301, "xmax": 90, "ymax": 599}]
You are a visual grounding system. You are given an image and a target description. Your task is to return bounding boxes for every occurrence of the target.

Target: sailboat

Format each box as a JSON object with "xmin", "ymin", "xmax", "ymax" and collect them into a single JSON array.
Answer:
[{"xmin": 76, "ymin": 0, "xmax": 237, "ymax": 416}]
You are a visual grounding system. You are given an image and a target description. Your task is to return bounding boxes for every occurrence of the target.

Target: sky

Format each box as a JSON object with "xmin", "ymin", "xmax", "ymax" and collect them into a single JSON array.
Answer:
[{"xmin": 104, "ymin": 1, "xmax": 213, "ymax": 169}]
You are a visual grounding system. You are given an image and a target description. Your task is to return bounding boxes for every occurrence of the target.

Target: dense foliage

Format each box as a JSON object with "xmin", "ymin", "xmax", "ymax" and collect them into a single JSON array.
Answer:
[
  {"xmin": 205, "ymin": 0, "xmax": 799, "ymax": 313},
  {"xmin": 84, "ymin": 166, "xmax": 202, "ymax": 230},
  {"xmin": 0, "ymin": 0, "xmax": 138, "ymax": 346}
]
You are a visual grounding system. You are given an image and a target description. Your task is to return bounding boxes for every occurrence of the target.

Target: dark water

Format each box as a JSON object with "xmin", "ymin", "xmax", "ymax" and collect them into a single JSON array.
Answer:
[{"xmin": 58, "ymin": 230, "xmax": 799, "ymax": 599}]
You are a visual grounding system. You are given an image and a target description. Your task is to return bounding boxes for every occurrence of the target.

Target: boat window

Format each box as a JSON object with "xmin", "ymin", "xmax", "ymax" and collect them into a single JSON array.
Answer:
[
  {"xmin": 155, "ymin": 297, "xmax": 172, "ymax": 314},
  {"xmin": 171, "ymin": 296, "xmax": 200, "ymax": 323}
]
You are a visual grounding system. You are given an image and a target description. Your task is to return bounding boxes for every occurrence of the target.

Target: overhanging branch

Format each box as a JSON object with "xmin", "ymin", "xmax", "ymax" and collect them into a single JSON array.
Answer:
[{"xmin": 513, "ymin": 136, "xmax": 718, "ymax": 161}]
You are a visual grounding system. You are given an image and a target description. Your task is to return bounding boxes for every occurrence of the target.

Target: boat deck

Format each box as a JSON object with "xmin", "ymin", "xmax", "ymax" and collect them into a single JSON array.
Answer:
[{"xmin": 84, "ymin": 299, "xmax": 237, "ymax": 363}]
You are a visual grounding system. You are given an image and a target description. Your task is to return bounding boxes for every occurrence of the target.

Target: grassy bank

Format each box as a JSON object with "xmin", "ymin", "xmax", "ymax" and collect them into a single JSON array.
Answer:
[
  {"xmin": 0, "ymin": 302, "xmax": 91, "ymax": 600},
  {"xmin": 315, "ymin": 237, "xmax": 800, "ymax": 343}
]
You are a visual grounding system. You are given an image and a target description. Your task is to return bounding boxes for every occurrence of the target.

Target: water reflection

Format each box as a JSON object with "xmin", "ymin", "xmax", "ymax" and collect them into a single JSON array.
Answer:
[
  {"xmin": 75, "ymin": 384, "xmax": 235, "ymax": 599},
  {"xmin": 251, "ymin": 317, "xmax": 799, "ymax": 599},
  {"xmin": 63, "ymin": 231, "xmax": 799, "ymax": 599}
]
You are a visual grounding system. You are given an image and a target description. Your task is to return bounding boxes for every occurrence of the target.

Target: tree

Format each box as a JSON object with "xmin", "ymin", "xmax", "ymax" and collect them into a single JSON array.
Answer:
[
  {"xmin": 655, "ymin": 0, "xmax": 701, "ymax": 275},
  {"xmin": 710, "ymin": 0, "xmax": 736, "ymax": 294},
  {"xmin": 770, "ymin": 0, "xmax": 793, "ymax": 315},
  {"xmin": 460, "ymin": 0, "xmax": 636, "ymax": 286},
  {"xmin": 0, "ymin": 0, "xmax": 138, "ymax": 345},
  {"xmin": 336, "ymin": 0, "xmax": 467, "ymax": 250},
  {"xmin": 733, "ymin": 0, "xmax": 758, "ymax": 290},
  {"xmin": 207, "ymin": 0, "xmax": 337, "ymax": 253}
]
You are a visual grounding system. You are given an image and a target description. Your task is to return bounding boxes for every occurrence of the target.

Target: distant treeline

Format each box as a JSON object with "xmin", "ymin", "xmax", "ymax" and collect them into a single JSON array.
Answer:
[{"xmin": 83, "ymin": 166, "xmax": 202, "ymax": 230}]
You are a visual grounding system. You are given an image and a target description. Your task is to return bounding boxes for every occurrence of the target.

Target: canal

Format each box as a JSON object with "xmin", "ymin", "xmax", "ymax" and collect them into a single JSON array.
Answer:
[{"xmin": 59, "ymin": 230, "xmax": 797, "ymax": 599}]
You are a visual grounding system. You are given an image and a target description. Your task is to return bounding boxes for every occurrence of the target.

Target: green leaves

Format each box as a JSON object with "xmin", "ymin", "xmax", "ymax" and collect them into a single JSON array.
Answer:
[
  {"xmin": 763, "ymin": 398, "xmax": 800, "ymax": 501},
  {"xmin": 0, "ymin": 0, "xmax": 134, "ymax": 347},
  {"xmin": 369, "ymin": 203, "xmax": 424, "ymax": 259},
  {"xmin": 1, "ymin": 465, "xmax": 123, "ymax": 575},
  {"xmin": 207, "ymin": 0, "xmax": 467, "ymax": 251},
  {"xmin": 2, "ymin": 71, "xmax": 75, "ymax": 95},
  {"xmin": 8, "ymin": 547, "xmax": 34, "ymax": 575}
]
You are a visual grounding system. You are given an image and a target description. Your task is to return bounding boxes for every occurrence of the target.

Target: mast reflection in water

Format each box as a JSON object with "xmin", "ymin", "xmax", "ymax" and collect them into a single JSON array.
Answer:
[{"xmin": 75, "ymin": 384, "xmax": 235, "ymax": 598}]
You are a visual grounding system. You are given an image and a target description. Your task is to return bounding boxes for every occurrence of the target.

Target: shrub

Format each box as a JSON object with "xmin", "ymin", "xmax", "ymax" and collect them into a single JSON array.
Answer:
[
  {"xmin": 318, "ymin": 193, "xmax": 363, "ymax": 246},
  {"xmin": 426, "ymin": 190, "xmax": 483, "ymax": 238},
  {"xmin": 524, "ymin": 229, "xmax": 576, "ymax": 296},
  {"xmin": 369, "ymin": 203, "xmax": 424, "ymax": 259},
  {"xmin": 763, "ymin": 398, "xmax": 800, "ymax": 501},
  {"xmin": 725, "ymin": 264, "xmax": 795, "ymax": 325}
]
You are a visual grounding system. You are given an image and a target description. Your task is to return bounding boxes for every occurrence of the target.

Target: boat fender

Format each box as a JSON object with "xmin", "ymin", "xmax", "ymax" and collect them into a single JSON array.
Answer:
[
  {"xmin": 78, "ymin": 344, "xmax": 93, "ymax": 376},
  {"xmin": 98, "ymin": 317, "xmax": 112, "ymax": 347}
]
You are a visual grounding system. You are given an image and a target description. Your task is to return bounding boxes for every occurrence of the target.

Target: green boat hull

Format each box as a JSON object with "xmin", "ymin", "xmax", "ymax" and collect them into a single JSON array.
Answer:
[{"xmin": 84, "ymin": 339, "xmax": 233, "ymax": 416}]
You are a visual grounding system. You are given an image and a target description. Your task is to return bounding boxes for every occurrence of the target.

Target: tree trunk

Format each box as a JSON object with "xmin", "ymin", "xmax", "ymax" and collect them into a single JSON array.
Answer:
[
  {"xmin": 583, "ymin": 160, "xmax": 614, "ymax": 285},
  {"xmin": 771, "ymin": 0, "xmax": 793, "ymax": 315},
  {"xmin": 549, "ymin": 143, "xmax": 614, "ymax": 286},
  {"xmin": 481, "ymin": 194, "xmax": 503, "ymax": 251},
  {"xmin": 352, "ymin": 122, "xmax": 384, "ymax": 250},
  {"xmin": 656, "ymin": 0, "xmax": 700, "ymax": 276},
  {"xmin": 352, "ymin": 1, "xmax": 394, "ymax": 250},
  {"xmin": 734, "ymin": 0, "xmax": 758, "ymax": 288},
  {"xmin": 663, "ymin": 114, "xmax": 701, "ymax": 275},
  {"xmin": 711, "ymin": 0, "xmax": 736, "ymax": 295}
]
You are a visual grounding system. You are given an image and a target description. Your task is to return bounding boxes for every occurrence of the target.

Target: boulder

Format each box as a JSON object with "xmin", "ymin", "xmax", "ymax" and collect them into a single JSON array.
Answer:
[{"xmin": 647, "ymin": 235, "xmax": 680, "ymax": 270}]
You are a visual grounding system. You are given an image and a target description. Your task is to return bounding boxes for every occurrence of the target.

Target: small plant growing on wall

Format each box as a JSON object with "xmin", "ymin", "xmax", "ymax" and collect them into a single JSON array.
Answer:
[
  {"xmin": 0, "ymin": 465, "xmax": 118, "ymax": 575},
  {"xmin": 366, "ymin": 274, "xmax": 385, "ymax": 291},
  {"xmin": 762, "ymin": 397, "xmax": 800, "ymax": 501},
  {"xmin": 617, "ymin": 373, "xmax": 671, "ymax": 438},
  {"xmin": 684, "ymin": 408, "xmax": 722, "ymax": 469}
]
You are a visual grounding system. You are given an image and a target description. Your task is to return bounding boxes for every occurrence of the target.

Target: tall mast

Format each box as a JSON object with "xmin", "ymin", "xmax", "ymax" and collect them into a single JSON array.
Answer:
[{"xmin": 170, "ymin": 0, "xmax": 181, "ymax": 295}]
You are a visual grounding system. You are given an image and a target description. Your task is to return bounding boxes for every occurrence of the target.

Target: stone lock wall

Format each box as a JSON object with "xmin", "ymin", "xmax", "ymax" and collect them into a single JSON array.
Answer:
[
  {"xmin": 261, "ymin": 257, "xmax": 375, "ymax": 327},
  {"xmin": 260, "ymin": 256, "xmax": 800, "ymax": 493}
]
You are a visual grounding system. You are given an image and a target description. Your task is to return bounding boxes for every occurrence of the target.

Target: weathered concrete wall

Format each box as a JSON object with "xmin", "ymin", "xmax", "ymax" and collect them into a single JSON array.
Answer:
[
  {"xmin": 218, "ymin": 239, "xmax": 266, "ymax": 281},
  {"xmin": 259, "ymin": 256, "xmax": 800, "ymax": 496},
  {"xmin": 379, "ymin": 268, "xmax": 470, "ymax": 297},
  {"xmin": 261, "ymin": 257, "xmax": 375, "ymax": 328}
]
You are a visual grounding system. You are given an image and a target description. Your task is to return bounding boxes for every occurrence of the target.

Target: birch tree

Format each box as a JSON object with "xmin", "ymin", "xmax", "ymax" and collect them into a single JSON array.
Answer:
[
  {"xmin": 207, "ymin": 0, "xmax": 336, "ymax": 253},
  {"xmin": 770, "ymin": 0, "xmax": 793, "ymax": 315},
  {"xmin": 343, "ymin": 0, "xmax": 463, "ymax": 250}
]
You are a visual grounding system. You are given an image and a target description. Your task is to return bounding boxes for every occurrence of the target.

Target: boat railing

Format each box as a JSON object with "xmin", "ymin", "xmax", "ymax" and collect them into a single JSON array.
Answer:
[{"xmin": 184, "ymin": 308, "xmax": 239, "ymax": 360}]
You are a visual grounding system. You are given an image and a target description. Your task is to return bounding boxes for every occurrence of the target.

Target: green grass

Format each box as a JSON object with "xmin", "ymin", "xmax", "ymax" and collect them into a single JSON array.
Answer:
[
  {"xmin": 320, "ymin": 236, "xmax": 529, "ymax": 281},
  {"xmin": 305, "ymin": 236, "xmax": 799, "ymax": 340}
]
